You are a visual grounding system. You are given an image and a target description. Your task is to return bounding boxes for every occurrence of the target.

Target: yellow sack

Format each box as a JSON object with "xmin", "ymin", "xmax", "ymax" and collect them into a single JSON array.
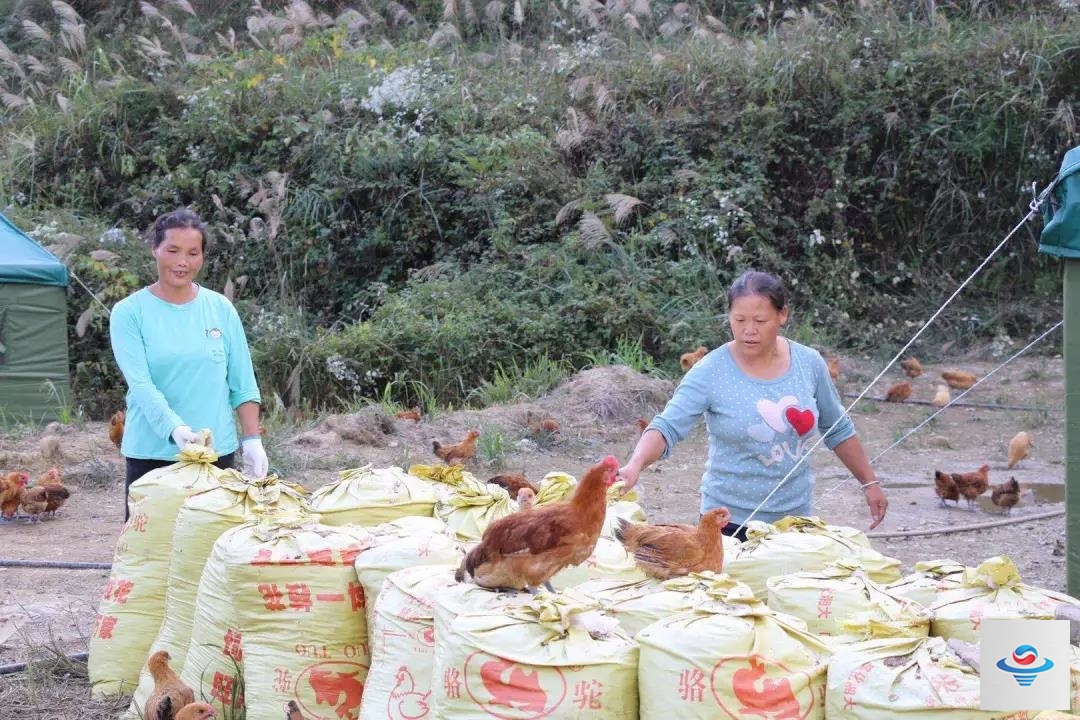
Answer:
[
  {"xmin": 89, "ymin": 443, "xmax": 224, "ymax": 696},
  {"xmin": 407, "ymin": 462, "xmax": 471, "ymax": 490},
  {"xmin": 359, "ymin": 565, "xmax": 461, "ymax": 720},
  {"xmin": 724, "ymin": 515, "xmax": 901, "ymax": 598},
  {"xmin": 550, "ymin": 536, "xmax": 647, "ymax": 589},
  {"xmin": 534, "ymin": 471, "xmax": 576, "ymax": 504},
  {"xmin": 574, "ymin": 572, "xmax": 737, "ymax": 638},
  {"xmin": 601, "ymin": 500, "xmax": 648, "ymax": 538},
  {"xmin": 433, "ymin": 476, "xmax": 517, "ymax": 541},
  {"xmin": 179, "ymin": 508, "xmax": 375, "ymax": 717},
  {"xmin": 234, "ymin": 512, "xmax": 376, "ymax": 720},
  {"xmin": 353, "ymin": 516, "xmax": 468, "ymax": 632},
  {"xmin": 824, "ymin": 635, "xmax": 997, "ymax": 719},
  {"xmin": 885, "ymin": 559, "xmax": 969, "ymax": 608},
  {"xmin": 929, "ymin": 556, "xmax": 1080, "ymax": 643},
  {"xmin": 637, "ymin": 579, "xmax": 831, "ymax": 720},
  {"xmin": 126, "ymin": 471, "xmax": 309, "ymax": 717},
  {"xmin": 310, "ymin": 464, "xmax": 438, "ymax": 525},
  {"xmin": 765, "ymin": 560, "xmax": 931, "ymax": 644},
  {"xmin": 431, "ymin": 590, "xmax": 640, "ymax": 719}
]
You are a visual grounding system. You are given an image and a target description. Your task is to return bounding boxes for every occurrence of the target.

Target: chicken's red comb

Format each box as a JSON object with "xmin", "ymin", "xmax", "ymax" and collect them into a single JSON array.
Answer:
[{"xmin": 600, "ymin": 455, "xmax": 620, "ymax": 469}]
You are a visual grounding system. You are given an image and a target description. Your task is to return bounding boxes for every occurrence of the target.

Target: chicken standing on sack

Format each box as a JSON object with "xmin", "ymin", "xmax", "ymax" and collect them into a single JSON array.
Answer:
[
  {"xmin": 614, "ymin": 506, "xmax": 731, "ymax": 579},
  {"xmin": 144, "ymin": 650, "xmax": 195, "ymax": 720},
  {"xmin": 455, "ymin": 455, "xmax": 620, "ymax": 592},
  {"xmin": 486, "ymin": 472, "xmax": 538, "ymax": 500},
  {"xmin": 432, "ymin": 429, "xmax": 480, "ymax": 465}
]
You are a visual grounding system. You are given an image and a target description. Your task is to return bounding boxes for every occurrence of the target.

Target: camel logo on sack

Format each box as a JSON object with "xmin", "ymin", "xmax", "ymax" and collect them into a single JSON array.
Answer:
[{"xmin": 979, "ymin": 619, "xmax": 1069, "ymax": 711}]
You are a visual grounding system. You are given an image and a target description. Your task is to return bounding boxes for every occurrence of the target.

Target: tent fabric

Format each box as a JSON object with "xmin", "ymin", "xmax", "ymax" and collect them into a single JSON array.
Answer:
[
  {"xmin": 0, "ymin": 213, "xmax": 69, "ymax": 286},
  {"xmin": 0, "ymin": 213, "xmax": 71, "ymax": 421},
  {"xmin": 1040, "ymin": 145, "xmax": 1080, "ymax": 258}
]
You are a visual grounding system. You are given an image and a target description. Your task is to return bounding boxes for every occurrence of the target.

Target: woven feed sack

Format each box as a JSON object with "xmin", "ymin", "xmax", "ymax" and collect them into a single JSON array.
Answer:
[
  {"xmin": 765, "ymin": 560, "xmax": 931, "ymax": 644},
  {"xmin": 125, "ymin": 472, "xmax": 311, "ymax": 717},
  {"xmin": 884, "ymin": 559, "xmax": 969, "ymax": 608},
  {"xmin": 723, "ymin": 515, "xmax": 901, "ymax": 599},
  {"xmin": 310, "ymin": 464, "xmax": 437, "ymax": 525},
  {"xmin": 928, "ymin": 556, "xmax": 1080, "ymax": 643},
  {"xmin": 432, "ymin": 475, "xmax": 518, "ymax": 541},
  {"xmin": 824, "ymin": 636, "xmax": 1001, "ymax": 719},
  {"xmin": 227, "ymin": 513, "xmax": 377, "ymax": 720},
  {"xmin": 572, "ymin": 572, "xmax": 742, "ymax": 639},
  {"xmin": 359, "ymin": 564, "xmax": 460, "ymax": 720},
  {"xmin": 549, "ymin": 535, "xmax": 648, "ymax": 590},
  {"xmin": 89, "ymin": 442, "xmax": 225, "ymax": 696},
  {"xmin": 637, "ymin": 580, "xmax": 832, "ymax": 720},
  {"xmin": 353, "ymin": 516, "xmax": 469, "ymax": 632},
  {"xmin": 431, "ymin": 591, "xmax": 639, "ymax": 719}
]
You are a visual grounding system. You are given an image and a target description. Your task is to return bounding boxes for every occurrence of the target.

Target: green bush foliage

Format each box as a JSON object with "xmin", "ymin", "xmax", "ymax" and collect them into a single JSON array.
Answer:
[{"xmin": 1, "ymin": 0, "xmax": 1075, "ymax": 414}]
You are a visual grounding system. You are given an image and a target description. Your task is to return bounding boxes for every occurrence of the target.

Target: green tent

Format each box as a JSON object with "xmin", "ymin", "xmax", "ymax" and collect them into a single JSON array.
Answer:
[{"xmin": 0, "ymin": 213, "xmax": 71, "ymax": 422}]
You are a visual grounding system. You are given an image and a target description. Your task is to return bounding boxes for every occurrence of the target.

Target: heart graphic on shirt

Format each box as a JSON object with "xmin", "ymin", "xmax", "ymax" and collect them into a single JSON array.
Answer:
[
  {"xmin": 756, "ymin": 396, "xmax": 799, "ymax": 433},
  {"xmin": 785, "ymin": 406, "xmax": 815, "ymax": 436},
  {"xmin": 747, "ymin": 423, "xmax": 775, "ymax": 444}
]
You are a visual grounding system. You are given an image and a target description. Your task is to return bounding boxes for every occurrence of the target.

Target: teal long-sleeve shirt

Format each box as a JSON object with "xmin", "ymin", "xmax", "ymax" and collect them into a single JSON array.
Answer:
[
  {"xmin": 648, "ymin": 339, "xmax": 855, "ymax": 527},
  {"xmin": 109, "ymin": 286, "xmax": 261, "ymax": 461}
]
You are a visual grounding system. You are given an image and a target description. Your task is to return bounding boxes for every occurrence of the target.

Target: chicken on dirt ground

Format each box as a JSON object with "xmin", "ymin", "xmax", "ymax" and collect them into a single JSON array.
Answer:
[
  {"xmin": 144, "ymin": 650, "xmax": 195, "ymax": 720},
  {"xmin": 433, "ymin": 429, "xmax": 480, "ymax": 465},
  {"xmin": 455, "ymin": 455, "xmax": 619, "ymax": 593}
]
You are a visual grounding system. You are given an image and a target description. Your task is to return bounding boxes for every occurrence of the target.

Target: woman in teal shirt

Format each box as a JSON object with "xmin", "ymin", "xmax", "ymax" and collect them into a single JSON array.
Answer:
[{"xmin": 109, "ymin": 208, "xmax": 268, "ymax": 519}]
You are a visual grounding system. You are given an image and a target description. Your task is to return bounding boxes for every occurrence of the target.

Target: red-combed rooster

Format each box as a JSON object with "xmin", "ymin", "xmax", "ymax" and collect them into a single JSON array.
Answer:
[{"xmin": 455, "ymin": 455, "xmax": 620, "ymax": 592}]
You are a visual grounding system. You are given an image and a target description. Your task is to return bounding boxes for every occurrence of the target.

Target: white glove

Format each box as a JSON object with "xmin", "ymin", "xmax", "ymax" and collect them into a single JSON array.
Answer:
[
  {"xmin": 171, "ymin": 425, "xmax": 199, "ymax": 448},
  {"xmin": 241, "ymin": 437, "xmax": 269, "ymax": 478}
]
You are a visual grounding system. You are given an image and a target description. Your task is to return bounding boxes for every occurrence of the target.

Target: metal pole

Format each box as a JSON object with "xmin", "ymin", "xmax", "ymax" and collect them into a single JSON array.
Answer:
[{"xmin": 1067, "ymin": 260, "xmax": 1080, "ymax": 598}]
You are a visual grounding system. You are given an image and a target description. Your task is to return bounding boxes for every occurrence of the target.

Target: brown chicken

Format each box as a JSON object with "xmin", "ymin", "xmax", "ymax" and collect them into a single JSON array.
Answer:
[
  {"xmin": 931, "ymin": 384, "xmax": 951, "ymax": 408},
  {"xmin": 900, "ymin": 357, "xmax": 923, "ymax": 378},
  {"xmin": 144, "ymin": 650, "xmax": 196, "ymax": 720},
  {"xmin": 162, "ymin": 700, "xmax": 216, "ymax": 720},
  {"xmin": 942, "ymin": 370, "xmax": 978, "ymax": 390},
  {"xmin": 109, "ymin": 409, "xmax": 125, "ymax": 449},
  {"xmin": 0, "ymin": 471, "xmax": 30, "ymax": 520},
  {"xmin": 516, "ymin": 487, "xmax": 536, "ymax": 511},
  {"xmin": 990, "ymin": 476, "xmax": 1021, "ymax": 515},
  {"xmin": 433, "ymin": 429, "xmax": 481, "ymax": 465},
  {"xmin": 885, "ymin": 381, "xmax": 912, "ymax": 403},
  {"xmin": 952, "ymin": 463, "xmax": 990, "ymax": 510},
  {"xmin": 395, "ymin": 406, "xmax": 422, "ymax": 422},
  {"xmin": 286, "ymin": 700, "xmax": 305, "ymax": 720},
  {"xmin": 1007, "ymin": 431, "xmax": 1032, "ymax": 469},
  {"xmin": 680, "ymin": 346, "xmax": 708, "ymax": 372},
  {"xmin": 455, "ymin": 455, "xmax": 620, "ymax": 592},
  {"xmin": 827, "ymin": 356, "xmax": 840, "ymax": 382},
  {"xmin": 635, "ymin": 418, "xmax": 650, "ymax": 434},
  {"xmin": 20, "ymin": 484, "xmax": 70, "ymax": 523},
  {"xmin": 36, "ymin": 466, "xmax": 69, "ymax": 517},
  {"xmin": 933, "ymin": 470, "xmax": 960, "ymax": 508},
  {"xmin": 487, "ymin": 473, "xmax": 539, "ymax": 500},
  {"xmin": 614, "ymin": 507, "xmax": 731, "ymax": 579}
]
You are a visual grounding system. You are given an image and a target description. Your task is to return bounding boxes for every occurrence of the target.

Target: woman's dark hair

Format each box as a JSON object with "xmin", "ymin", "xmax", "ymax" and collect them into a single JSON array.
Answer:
[
  {"xmin": 147, "ymin": 208, "xmax": 207, "ymax": 250},
  {"xmin": 726, "ymin": 270, "xmax": 787, "ymax": 312}
]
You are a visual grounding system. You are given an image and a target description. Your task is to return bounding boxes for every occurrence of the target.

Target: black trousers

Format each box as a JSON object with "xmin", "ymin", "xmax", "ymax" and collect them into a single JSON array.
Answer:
[
  {"xmin": 721, "ymin": 521, "xmax": 750, "ymax": 543},
  {"xmin": 124, "ymin": 453, "xmax": 234, "ymax": 522}
]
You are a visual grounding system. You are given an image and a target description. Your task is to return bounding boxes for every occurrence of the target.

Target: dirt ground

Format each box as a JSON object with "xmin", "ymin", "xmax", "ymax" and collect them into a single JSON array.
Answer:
[{"xmin": 0, "ymin": 352, "xmax": 1070, "ymax": 715}]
